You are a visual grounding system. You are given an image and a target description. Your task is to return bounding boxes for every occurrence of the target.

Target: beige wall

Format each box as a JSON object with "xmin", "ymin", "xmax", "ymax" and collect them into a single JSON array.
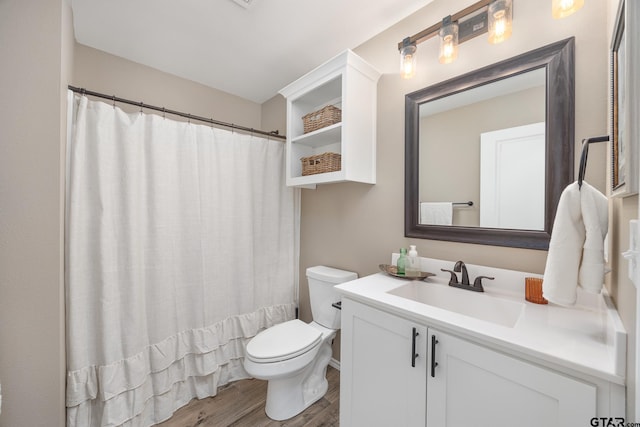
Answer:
[
  {"xmin": 261, "ymin": 94, "xmax": 287, "ymax": 137},
  {"xmin": 292, "ymin": 0, "xmax": 638, "ymax": 410},
  {"xmin": 0, "ymin": 0, "xmax": 635, "ymax": 422},
  {"xmin": 74, "ymin": 44, "xmax": 263, "ymax": 129},
  {"xmin": 0, "ymin": 0, "xmax": 73, "ymax": 425}
]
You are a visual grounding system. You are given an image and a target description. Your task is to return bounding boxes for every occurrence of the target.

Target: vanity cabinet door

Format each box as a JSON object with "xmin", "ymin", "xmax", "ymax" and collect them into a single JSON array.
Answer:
[
  {"xmin": 340, "ymin": 299, "xmax": 428, "ymax": 427},
  {"xmin": 427, "ymin": 328, "xmax": 597, "ymax": 427}
]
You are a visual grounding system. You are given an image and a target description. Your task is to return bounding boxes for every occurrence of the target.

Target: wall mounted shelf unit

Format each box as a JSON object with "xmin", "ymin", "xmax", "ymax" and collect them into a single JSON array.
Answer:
[{"xmin": 279, "ymin": 50, "xmax": 380, "ymax": 188}]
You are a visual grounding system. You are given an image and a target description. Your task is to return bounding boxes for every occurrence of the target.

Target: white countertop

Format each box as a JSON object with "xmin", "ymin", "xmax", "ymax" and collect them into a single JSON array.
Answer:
[{"xmin": 335, "ymin": 258, "xmax": 626, "ymax": 385}]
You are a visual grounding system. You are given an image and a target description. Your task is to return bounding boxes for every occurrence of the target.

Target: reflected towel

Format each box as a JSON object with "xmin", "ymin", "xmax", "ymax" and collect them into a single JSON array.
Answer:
[
  {"xmin": 543, "ymin": 181, "xmax": 608, "ymax": 306},
  {"xmin": 420, "ymin": 202, "xmax": 453, "ymax": 225}
]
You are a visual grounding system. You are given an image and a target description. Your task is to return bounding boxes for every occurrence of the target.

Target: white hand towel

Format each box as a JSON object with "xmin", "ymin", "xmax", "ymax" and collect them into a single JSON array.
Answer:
[
  {"xmin": 543, "ymin": 181, "xmax": 609, "ymax": 306},
  {"xmin": 543, "ymin": 182, "xmax": 585, "ymax": 306},
  {"xmin": 420, "ymin": 202, "xmax": 453, "ymax": 225},
  {"xmin": 578, "ymin": 181, "xmax": 608, "ymax": 293}
]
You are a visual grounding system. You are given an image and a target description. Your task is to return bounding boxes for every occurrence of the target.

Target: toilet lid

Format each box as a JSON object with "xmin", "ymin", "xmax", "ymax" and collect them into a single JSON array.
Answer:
[{"xmin": 246, "ymin": 319, "xmax": 322, "ymax": 363}]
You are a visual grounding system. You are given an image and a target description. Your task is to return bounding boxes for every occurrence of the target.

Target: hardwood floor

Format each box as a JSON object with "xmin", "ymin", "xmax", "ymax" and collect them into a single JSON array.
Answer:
[{"xmin": 156, "ymin": 366, "xmax": 339, "ymax": 427}]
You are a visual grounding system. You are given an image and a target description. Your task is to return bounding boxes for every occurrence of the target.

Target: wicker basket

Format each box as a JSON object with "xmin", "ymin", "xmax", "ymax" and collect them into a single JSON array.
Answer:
[
  {"xmin": 301, "ymin": 152, "xmax": 341, "ymax": 176},
  {"xmin": 302, "ymin": 105, "xmax": 342, "ymax": 134},
  {"xmin": 525, "ymin": 277, "xmax": 548, "ymax": 304}
]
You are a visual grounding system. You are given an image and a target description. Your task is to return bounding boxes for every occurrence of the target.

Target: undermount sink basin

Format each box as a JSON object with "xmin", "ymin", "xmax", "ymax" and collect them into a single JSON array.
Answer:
[{"xmin": 388, "ymin": 282, "xmax": 524, "ymax": 328}]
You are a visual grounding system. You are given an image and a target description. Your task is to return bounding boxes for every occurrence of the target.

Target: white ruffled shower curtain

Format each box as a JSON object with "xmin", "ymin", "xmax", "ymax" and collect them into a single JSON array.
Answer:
[{"xmin": 65, "ymin": 92, "xmax": 298, "ymax": 426}]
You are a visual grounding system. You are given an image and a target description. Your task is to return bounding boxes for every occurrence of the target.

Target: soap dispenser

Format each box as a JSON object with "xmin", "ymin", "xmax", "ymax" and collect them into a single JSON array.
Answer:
[
  {"xmin": 406, "ymin": 245, "xmax": 420, "ymax": 277},
  {"xmin": 397, "ymin": 248, "xmax": 407, "ymax": 275}
]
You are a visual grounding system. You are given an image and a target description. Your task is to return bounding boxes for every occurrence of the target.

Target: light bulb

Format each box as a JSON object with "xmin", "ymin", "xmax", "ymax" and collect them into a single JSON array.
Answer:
[
  {"xmin": 400, "ymin": 41, "xmax": 417, "ymax": 79},
  {"xmin": 552, "ymin": 0, "xmax": 584, "ymax": 19},
  {"xmin": 493, "ymin": 10, "xmax": 506, "ymax": 38},
  {"xmin": 439, "ymin": 17, "xmax": 459, "ymax": 64},
  {"xmin": 402, "ymin": 53, "xmax": 415, "ymax": 78}
]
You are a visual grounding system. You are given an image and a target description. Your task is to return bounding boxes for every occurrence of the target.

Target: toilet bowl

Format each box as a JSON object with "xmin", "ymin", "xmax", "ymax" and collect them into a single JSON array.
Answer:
[{"xmin": 243, "ymin": 266, "xmax": 357, "ymax": 421}]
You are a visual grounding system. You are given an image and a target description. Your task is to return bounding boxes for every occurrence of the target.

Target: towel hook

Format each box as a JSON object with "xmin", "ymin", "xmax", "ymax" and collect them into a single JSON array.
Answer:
[{"xmin": 578, "ymin": 135, "xmax": 609, "ymax": 189}]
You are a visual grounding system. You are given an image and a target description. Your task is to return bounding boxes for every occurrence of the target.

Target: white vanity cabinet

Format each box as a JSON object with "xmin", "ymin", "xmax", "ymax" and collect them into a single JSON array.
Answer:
[
  {"xmin": 340, "ymin": 298, "xmax": 427, "ymax": 427},
  {"xmin": 340, "ymin": 298, "xmax": 623, "ymax": 427},
  {"xmin": 279, "ymin": 50, "xmax": 380, "ymax": 188},
  {"xmin": 427, "ymin": 328, "xmax": 596, "ymax": 427}
]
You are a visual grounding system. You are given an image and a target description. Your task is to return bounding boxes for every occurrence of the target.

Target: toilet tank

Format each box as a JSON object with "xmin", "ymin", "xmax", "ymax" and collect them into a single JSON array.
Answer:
[{"xmin": 306, "ymin": 266, "xmax": 357, "ymax": 329}]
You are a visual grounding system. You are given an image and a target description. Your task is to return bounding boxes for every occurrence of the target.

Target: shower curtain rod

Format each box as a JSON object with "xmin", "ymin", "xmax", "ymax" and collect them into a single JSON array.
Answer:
[{"xmin": 68, "ymin": 85, "xmax": 286, "ymax": 140}]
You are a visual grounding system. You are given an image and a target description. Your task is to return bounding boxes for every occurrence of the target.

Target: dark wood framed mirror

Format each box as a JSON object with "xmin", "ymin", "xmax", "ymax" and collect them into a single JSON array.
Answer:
[{"xmin": 405, "ymin": 37, "xmax": 575, "ymax": 250}]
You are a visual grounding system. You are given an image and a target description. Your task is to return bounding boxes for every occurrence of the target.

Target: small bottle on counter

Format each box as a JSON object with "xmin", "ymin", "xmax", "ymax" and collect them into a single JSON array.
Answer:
[
  {"xmin": 397, "ymin": 248, "xmax": 407, "ymax": 275},
  {"xmin": 406, "ymin": 245, "xmax": 420, "ymax": 277}
]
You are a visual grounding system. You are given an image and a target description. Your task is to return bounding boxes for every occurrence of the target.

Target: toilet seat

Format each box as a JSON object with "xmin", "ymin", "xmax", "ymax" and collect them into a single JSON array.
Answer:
[{"xmin": 246, "ymin": 319, "xmax": 322, "ymax": 363}]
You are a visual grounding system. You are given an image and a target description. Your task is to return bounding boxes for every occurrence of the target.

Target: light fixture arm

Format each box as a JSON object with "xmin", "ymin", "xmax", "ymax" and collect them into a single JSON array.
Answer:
[
  {"xmin": 401, "ymin": 37, "xmax": 414, "ymax": 50},
  {"xmin": 397, "ymin": 0, "xmax": 492, "ymax": 51}
]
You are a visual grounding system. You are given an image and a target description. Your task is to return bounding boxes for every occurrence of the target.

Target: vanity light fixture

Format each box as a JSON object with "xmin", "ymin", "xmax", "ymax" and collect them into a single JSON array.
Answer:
[
  {"xmin": 488, "ymin": 0, "xmax": 513, "ymax": 44},
  {"xmin": 552, "ymin": 0, "xmax": 584, "ymax": 19},
  {"xmin": 439, "ymin": 16, "xmax": 459, "ymax": 64},
  {"xmin": 400, "ymin": 38, "xmax": 418, "ymax": 79},
  {"xmin": 397, "ymin": 0, "xmax": 513, "ymax": 77}
]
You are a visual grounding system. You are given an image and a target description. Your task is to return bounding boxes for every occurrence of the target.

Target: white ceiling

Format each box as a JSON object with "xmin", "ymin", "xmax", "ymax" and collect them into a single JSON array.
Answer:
[{"xmin": 71, "ymin": 0, "xmax": 434, "ymax": 104}]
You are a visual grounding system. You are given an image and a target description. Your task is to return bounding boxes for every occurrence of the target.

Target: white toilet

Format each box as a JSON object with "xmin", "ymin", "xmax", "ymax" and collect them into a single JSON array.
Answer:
[{"xmin": 243, "ymin": 265, "xmax": 357, "ymax": 421}]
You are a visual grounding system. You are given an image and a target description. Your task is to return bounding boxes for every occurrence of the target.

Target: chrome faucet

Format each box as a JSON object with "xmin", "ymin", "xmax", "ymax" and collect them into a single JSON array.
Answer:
[{"xmin": 440, "ymin": 260, "xmax": 494, "ymax": 293}]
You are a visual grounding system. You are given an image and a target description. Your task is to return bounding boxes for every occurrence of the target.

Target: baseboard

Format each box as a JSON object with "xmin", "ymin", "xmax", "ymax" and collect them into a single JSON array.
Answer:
[{"xmin": 329, "ymin": 357, "xmax": 340, "ymax": 371}]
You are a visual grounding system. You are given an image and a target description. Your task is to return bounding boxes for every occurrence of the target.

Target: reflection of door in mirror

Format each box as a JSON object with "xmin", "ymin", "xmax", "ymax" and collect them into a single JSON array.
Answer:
[
  {"xmin": 480, "ymin": 122, "xmax": 545, "ymax": 230},
  {"xmin": 418, "ymin": 68, "xmax": 545, "ymax": 228}
]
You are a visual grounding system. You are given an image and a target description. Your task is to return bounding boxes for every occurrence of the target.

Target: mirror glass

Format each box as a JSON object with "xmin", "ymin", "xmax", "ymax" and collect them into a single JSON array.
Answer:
[
  {"xmin": 405, "ymin": 38, "xmax": 575, "ymax": 250},
  {"xmin": 419, "ymin": 68, "xmax": 546, "ymax": 230}
]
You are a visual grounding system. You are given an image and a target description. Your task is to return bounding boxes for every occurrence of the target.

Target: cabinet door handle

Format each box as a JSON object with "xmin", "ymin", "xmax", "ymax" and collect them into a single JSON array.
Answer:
[
  {"xmin": 411, "ymin": 327, "xmax": 419, "ymax": 367},
  {"xmin": 431, "ymin": 334, "xmax": 439, "ymax": 377}
]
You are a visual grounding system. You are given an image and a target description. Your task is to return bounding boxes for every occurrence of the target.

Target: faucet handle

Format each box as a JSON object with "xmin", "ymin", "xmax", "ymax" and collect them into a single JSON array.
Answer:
[
  {"xmin": 440, "ymin": 269, "xmax": 459, "ymax": 285},
  {"xmin": 472, "ymin": 276, "xmax": 494, "ymax": 292}
]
